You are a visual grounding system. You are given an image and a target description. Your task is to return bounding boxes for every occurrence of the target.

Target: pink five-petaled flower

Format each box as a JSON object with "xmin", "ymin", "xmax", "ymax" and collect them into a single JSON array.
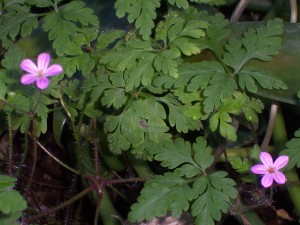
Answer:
[
  {"xmin": 251, "ymin": 152, "xmax": 289, "ymax": 188},
  {"xmin": 20, "ymin": 53, "xmax": 63, "ymax": 90}
]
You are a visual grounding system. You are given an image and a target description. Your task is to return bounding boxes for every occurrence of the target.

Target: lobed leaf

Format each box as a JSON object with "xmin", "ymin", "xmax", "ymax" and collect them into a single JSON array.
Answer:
[
  {"xmin": 168, "ymin": 0, "xmax": 189, "ymax": 9},
  {"xmin": 238, "ymin": 66, "xmax": 287, "ymax": 93},
  {"xmin": 223, "ymin": 18, "xmax": 284, "ymax": 73},
  {"xmin": 209, "ymin": 92, "xmax": 246, "ymax": 141},
  {"xmin": 191, "ymin": 171, "xmax": 237, "ymax": 225},
  {"xmin": 229, "ymin": 157, "xmax": 251, "ymax": 173},
  {"xmin": 158, "ymin": 94, "xmax": 200, "ymax": 133},
  {"xmin": 281, "ymin": 129, "xmax": 300, "ymax": 169},
  {"xmin": 115, "ymin": 0, "xmax": 160, "ymax": 40},
  {"xmin": 128, "ymin": 172, "xmax": 193, "ymax": 221},
  {"xmin": 42, "ymin": 1, "xmax": 99, "ymax": 55}
]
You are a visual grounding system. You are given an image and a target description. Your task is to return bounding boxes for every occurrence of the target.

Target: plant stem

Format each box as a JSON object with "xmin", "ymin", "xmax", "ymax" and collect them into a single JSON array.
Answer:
[
  {"xmin": 58, "ymin": 86, "xmax": 83, "ymax": 160},
  {"xmin": 7, "ymin": 114, "xmax": 13, "ymax": 176},
  {"xmin": 33, "ymin": 136, "xmax": 81, "ymax": 175},
  {"xmin": 290, "ymin": 0, "xmax": 298, "ymax": 23},
  {"xmin": 230, "ymin": 0, "xmax": 251, "ymax": 22},
  {"xmin": 15, "ymin": 129, "xmax": 29, "ymax": 178},
  {"xmin": 28, "ymin": 119, "xmax": 38, "ymax": 190},
  {"xmin": 24, "ymin": 184, "xmax": 96, "ymax": 223},
  {"xmin": 260, "ymin": 103, "xmax": 278, "ymax": 151}
]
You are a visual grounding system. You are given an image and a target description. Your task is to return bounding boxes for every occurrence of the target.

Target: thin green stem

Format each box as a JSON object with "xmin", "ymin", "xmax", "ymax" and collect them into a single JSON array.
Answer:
[
  {"xmin": 24, "ymin": 184, "xmax": 96, "ymax": 223},
  {"xmin": 31, "ymin": 90, "xmax": 41, "ymax": 115},
  {"xmin": 15, "ymin": 129, "xmax": 29, "ymax": 178},
  {"xmin": 58, "ymin": 86, "xmax": 82, "ymax": 157},
  {"xmin": 28, "ymin": 119, "xmax": 38, "ymax": 190},
  {"xmin": 33, "ymin": 135, "xmax": 81, "ymax": 175},
  {"xmin": 94, "ymin": 187, "xmax": 103, "ymax": 225},
  {"xmin": 93, "ymin": 118, "xmax": 100, "ymax": 176},
  {"xmin": 7, "ymin": 115, "xmax": 13, "ymax": 176}
]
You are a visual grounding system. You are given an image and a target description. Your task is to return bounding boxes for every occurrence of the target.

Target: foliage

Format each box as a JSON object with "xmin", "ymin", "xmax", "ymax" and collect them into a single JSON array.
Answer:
[
  {"xmin": 281, "ymin": 129, "xmax": 300, "ymax": 169},
  {"xmin": 128, "ymin": 138, "xmax": 237, "ymax": 225},
  {"xmin": 0, "ymin": 175, "xmax": 27, "ymax": 225},
  {"xmin": 0, "ymin": 0, "xmax": 295, "ymax": 225}
]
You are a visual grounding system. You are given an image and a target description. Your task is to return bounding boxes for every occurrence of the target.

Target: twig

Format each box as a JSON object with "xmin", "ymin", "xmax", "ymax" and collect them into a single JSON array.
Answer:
[
  {"xmin": 230, "ymin": 0, "xmax": 251, "ymax": 22},
  {"xmin": 260, "ymin": 103, "xmax": 278, "ymax": 151},
  {"xmin": 290, "ymin": 0, "xmax": 298, "ymax": 23}
]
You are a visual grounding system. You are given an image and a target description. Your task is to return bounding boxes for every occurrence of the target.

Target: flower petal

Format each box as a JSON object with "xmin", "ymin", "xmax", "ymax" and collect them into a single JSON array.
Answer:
[
  {"xmin": 21, "ymin": 74, "xmax": 38, "ymax": 84},
  {"xmin": 273, "ymin": 156, "xmax": 289, "ymax": 170},
  {"xmin": 37, "ymin": 53, "xmax": 50, "ymax": 71},
  {"xmin": 44, "ymin": 64, "xmax": 63, "ymax": 77},
  {"xmin": 272, "ymin": 171, "xmax": 287, "ymax": 184},
  {"xmin": 261, "ymin": 174, "xmax": 273, "ymax": 188},
  {"xmin": 36, "ymin": 78, "xmax": 49, "ymax": 89},
  {"xmin": 260, "ymin": 152, "xmax": 274, "ymax": 167},
  {"xmin": 20, "ymin": 59, "xmax": 37, "ymax": 74},
  {"xmin": 251, "ymin": 164, "xmax": 267, "ymax": 175}
]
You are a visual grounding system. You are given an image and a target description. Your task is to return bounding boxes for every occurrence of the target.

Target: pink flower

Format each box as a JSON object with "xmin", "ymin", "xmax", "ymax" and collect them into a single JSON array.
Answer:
[
  {"xmin": 20, "ymin": 53, "xmax": 63, "ymax": 90},
  {"xmin": 251, "ymin": 152, "xmax": 289, "ymax": 188}
]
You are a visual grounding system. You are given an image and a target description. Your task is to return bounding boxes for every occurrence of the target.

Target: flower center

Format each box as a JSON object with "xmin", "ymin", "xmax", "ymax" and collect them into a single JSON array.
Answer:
[
  {"xmin": 37, "ymin": 70, "xmax": 44, "ymax": 78},
  {"xmin": 267, "ymin": 167, "xmax": 275, "ymax": 173}
]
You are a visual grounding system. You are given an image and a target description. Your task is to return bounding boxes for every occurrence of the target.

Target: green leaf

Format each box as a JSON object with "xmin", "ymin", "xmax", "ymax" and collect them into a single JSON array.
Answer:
[
  {"xmin": 154, "ymin": 50, "xmax": 179, "ymax": 78},
  {"xmin": 0, "ymin": 191, "xmax": 27, "ymax": 214},
  {"xmin": 0, "ymin": 2, "xmax": 38, "ymax": 41},
  {"xmin": 238, "ymin": 66, "xmax": 287, "ymax": 93},
  {"xmin": 87, "ymin": 70, "xmax": 127, "ymax": 109},
  {"xmin": 42, "ymin": 1, "xmax": 99, "ymax": 55},
  {"xmin": 43, "ymin": 13, "xmax": 77, "ymax": 55},
  {"xmin": 0, "ymin": 175, "xmax": 16, "ymax": 192},
  {"xmin": 100, "ymin": 49, "xmax": 143, "ymax": 72},
  {"xmin": 61, "ymin": 1, "xmax": 99, "ymax": 26},
  {"xmin": 159, "ymin": 94, "xmax": 200, "ymax": 133},
  {"xmin": 145, "ymin": 99, "xmax": 171, "ymax": 143},
  {"xmin": 115, "ymin": 0, "xmax": 160, "ymax": 39},
  {"xmin": 105, "ymin": 115, "xmax": 130, "ymax": 154},
  {"xmin": 203, "ymin": 13, "xmax": 230, "ymax": 55},
  {"xmin": 176, "ymin": 61, "xmax": 222, "ymax": 91},
  {"xmin": 191, "ymin": 171, "xmax": 237, "ymax": 225},
  {"xmin": 149, "ymin": 138, "xmax": 194, "ymax": 169},
  {"xmin": 209, "ymin": 92, "xmax": 245, "ymax": 141},
  {"xmin": 193, "ymin": 137, "xmax": 214, "ymax": 170},
  {"xmin": 203, "ymin": 71, "xmax": 237, "ymax": 113},
  {"xmin": 223, "ymin": 19, "xmax": 283, "ymax": 73},
  {"xmin": 281, "ymin": 129, "xmax": 300, "ymax": 169},
  {"xmin": 149, "ymin": 137, "xmax": 212, "ymax": 177},
  {"xmin": 128, "ymin": 172, "xmax": 193, "ymax": 221},
  {"xmin": 242, "ymin": 97, "xmax": 264, "ymax": 124},
  {"xmin": 124, "ymin": 52, "xmax": 156, "ymax": 91},
  {"xmin": 0, "ymin": 210, "xmax": 23, "ymax": 225},
  {"xmin": 1, "ymin": 45, "xmax": 25, "ymax": 70},
  {"xmin": 184, "ymin": 102, "xmax": 208, "ymax": 121},
  {"xmin": 229, "ymin": 157, "xmax": 251, "ymax": 173},
  {"xmin": 155, "ymin": 14, "xmax": 207, "ymax": 57},
  {"xmin": 104, "ymin": 99, "xmax": 171, "ymax": 153},
  {"xmin": 96, "ymin": 30, "xmax": 126, "ymax": 49},
  {"xmin": 102, "ymin": 89, "xmax": 126, "ymax": 110},
  {"xmin": 168, "ymin": 0, "xmax": 189, "ymax": 9}
]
